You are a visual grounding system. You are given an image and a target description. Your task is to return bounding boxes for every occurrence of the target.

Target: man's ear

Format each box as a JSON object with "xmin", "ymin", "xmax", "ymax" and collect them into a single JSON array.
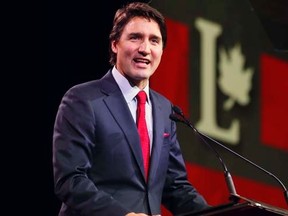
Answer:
[{"xmin": 111, "ymin": 41, "xmax": 118, "ymax": 53}]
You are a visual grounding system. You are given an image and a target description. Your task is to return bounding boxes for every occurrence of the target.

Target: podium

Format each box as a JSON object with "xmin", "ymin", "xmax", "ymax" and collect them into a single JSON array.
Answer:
[{"xmin": 177, "ymin": 195, "xmax": 288, "ymax": 216}]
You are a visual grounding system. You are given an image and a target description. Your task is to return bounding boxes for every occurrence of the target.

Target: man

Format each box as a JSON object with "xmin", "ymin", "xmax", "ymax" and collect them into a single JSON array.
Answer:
[{"xmin": 53, "ymin": 2, "xmax": 209, "ymax": 216}]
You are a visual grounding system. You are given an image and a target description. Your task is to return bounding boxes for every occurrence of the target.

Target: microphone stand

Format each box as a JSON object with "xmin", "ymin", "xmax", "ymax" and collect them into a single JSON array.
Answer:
[
  {"xmin": 170, "ymin": 105, "xmax": 288, "ymax": 206},
  {"xmin": 169, "ymin": 114, "xmax": 238, "ymax": 203}
]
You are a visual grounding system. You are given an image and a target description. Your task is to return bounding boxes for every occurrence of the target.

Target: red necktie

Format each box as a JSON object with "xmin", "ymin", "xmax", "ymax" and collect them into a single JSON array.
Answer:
[{"xmin": 136, "ymin": 90, "xmax": 150, "ymax": 180}]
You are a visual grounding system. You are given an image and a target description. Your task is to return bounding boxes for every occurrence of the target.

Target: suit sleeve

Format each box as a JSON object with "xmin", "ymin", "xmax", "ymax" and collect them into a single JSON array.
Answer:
[{"xmin": 52, "ymin": 86, "xmax": 129, "ymax": 216}]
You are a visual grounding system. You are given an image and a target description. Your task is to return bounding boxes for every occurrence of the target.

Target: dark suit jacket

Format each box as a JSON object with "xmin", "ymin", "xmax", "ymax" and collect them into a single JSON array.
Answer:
[{"xmin": 53, "ymin": 70, "xmax": 208, "ymax": 216}]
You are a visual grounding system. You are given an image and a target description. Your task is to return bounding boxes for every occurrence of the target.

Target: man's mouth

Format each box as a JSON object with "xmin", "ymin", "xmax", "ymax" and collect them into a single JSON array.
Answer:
[{"xmin": 134, "ymin": 58, "xmax": 150, "ymax": 65}]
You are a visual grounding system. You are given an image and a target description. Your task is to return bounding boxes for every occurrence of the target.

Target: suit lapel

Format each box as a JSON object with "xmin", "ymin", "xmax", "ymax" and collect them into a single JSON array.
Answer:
[
  {"xmin": 148, "ymin": 92, "xmax": 165, "ymax": 182},
  {"xmin": 100, "ymin": 71, "xmax": 146, "ymax": 178}
]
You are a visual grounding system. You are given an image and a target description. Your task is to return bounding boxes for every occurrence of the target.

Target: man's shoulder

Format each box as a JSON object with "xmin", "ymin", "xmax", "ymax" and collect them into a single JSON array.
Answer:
[
  {"xmin": 68, "ymin": 70, "xmax": 113, "ymax": 93},
  {"xmin": 68, "ymin": 79, "xmax": 101, "ymax": 93}
]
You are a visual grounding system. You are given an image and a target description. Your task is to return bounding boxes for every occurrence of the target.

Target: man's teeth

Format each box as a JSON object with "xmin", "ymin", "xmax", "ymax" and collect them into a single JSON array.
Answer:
[{"xmin": 135, "ymin": 59, "xmax": 150, "ymax": 64}]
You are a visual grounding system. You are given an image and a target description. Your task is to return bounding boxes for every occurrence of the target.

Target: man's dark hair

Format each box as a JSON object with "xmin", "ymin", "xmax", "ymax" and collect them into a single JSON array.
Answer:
[{"xmin": 109, "ymin": 2, "xmax": 167, "ymax": 65}]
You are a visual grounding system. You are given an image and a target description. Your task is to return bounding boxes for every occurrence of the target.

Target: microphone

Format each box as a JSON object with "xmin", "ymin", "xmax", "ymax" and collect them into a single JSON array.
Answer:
[
  {"xmin": 170, "ymin": 107, "xmax": 238, "ymax": 202},
  {"xmin": 170, "ymin": 105, "xmax": 288, "ymax": 206}
]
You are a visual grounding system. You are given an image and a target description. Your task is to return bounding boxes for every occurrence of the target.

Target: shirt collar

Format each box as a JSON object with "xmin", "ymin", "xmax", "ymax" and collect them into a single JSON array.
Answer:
[{"xmin": 112, "ymin": 66, "xmax": 150, "ymax": 103}]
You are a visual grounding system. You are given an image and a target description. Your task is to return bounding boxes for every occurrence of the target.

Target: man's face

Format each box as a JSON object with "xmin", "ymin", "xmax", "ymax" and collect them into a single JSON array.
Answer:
[{"xmin": 111, "ymin": 17, "xmax": 163, "ymax": 88}]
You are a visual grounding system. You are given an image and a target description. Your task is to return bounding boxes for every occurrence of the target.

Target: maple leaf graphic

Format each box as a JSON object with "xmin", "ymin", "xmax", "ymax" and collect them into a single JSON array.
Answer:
[{"xmin": 218, "ymin": 44, "xmax": 254, "ymax": 110}]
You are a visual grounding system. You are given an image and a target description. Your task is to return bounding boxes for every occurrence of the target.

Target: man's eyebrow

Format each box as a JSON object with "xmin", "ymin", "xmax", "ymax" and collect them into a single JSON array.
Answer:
[
  {"xmin": 150, "ymin": 35, "xmax": 161, "ymax": 40},
  {"xmin": 128, "ymin": 32, "xmax": 141, "ymax": 37},
  {"xmin": 128, "ymin": 32, "xmax": 161, "ymax": 39}
]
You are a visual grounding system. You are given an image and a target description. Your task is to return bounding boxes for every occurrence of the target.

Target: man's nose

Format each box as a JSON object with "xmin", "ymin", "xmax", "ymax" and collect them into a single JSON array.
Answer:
[{"xmin": 138, "ymin": 40, "xmax": 150, "ymax": 54}]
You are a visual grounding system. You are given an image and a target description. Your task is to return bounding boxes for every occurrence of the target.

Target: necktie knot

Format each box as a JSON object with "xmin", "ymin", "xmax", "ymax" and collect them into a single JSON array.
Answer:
[{"xmin": 136, "ymin": 90, "xmax": 147, "ymax": 105}]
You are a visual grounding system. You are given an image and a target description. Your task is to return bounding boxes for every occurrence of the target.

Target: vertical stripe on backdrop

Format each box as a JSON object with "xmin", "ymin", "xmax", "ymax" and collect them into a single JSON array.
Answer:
[
  {"xmin": 260, "ymin": 54, "xmax": 288, "ymax": 152},
  {"xmin": 150, "ymin": 18, "xmax": 190, "ymax": 116}
]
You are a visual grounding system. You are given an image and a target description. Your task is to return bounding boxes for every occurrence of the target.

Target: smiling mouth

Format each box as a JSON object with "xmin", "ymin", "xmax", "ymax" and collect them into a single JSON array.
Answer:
[{"xmin": 134, "ymin": 58, "xmax": 150, "ymax": 65}]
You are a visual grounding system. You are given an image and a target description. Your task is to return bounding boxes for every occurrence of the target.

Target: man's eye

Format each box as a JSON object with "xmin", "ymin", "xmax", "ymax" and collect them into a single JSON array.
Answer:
[
  {"xmin": 151, "ymin": 38, "xmax": 160, "ymax": 44},
  {"xmin": 152, "ymin": 39, "xmax": 159, "ymax": 43},
  {"xmin": 130, "ymin": 36, "xmax": 139, "ymax": 40}
]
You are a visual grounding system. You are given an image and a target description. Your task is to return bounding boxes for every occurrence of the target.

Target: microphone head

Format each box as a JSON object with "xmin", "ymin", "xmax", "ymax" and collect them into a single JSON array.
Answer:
[{"xmin": 172, "ymin": 105, "xmax": 183, "ymax": 115}]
